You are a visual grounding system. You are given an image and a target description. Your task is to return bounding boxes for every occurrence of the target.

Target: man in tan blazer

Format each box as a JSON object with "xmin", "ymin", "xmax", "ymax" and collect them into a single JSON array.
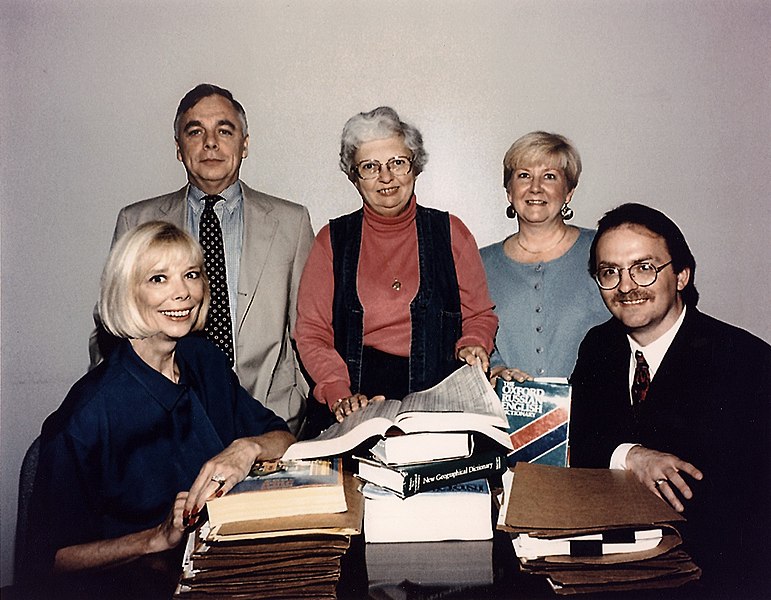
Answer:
[{"xmin": 92, "ymin": 84, "xmax": 314, "ymax": 435}]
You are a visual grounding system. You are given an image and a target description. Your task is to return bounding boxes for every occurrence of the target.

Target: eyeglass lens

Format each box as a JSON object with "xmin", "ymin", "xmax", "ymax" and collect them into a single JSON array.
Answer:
[
  {"xmin": 597, "ymin": 263, "xmax": 660, "ymax": 289},
  {"xmin": 356, "ymin": 157, "xmax": 411, "ymax": 179}
]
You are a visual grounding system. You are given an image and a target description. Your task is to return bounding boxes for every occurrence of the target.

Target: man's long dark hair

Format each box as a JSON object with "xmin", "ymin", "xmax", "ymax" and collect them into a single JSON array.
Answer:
[{"xmin": 589, "ymin": 203, "xmax": 699, "ymax": 307}]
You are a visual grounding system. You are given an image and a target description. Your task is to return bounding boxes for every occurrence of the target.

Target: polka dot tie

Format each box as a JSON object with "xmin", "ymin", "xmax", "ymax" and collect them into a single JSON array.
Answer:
[
  {"xmin": 631, "ymin": 350, "xmax": 650, "ymax": 407},
  {"xmin": 200, "ymin": 195, "xmax": 234, "ymax": 365}
]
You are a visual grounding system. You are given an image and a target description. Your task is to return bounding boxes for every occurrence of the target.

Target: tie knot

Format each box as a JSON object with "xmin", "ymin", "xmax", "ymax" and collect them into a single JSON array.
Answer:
[
  {"xmin": 634, "ymin": 350, "xmax": 648, "ymax": 366},
  {"xmin": 203, "ymin": 195, "xmax": 223, "ymax": 211}
]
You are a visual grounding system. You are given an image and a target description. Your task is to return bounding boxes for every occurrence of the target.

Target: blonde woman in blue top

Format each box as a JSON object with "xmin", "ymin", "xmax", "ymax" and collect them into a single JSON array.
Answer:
[
  {"xmin": 480, "ymin": 132, "xmax": 608, "ymax": 380},
  {"xmin": 25, "ymin": 222, "xmax": 293, "ymax": 599}
]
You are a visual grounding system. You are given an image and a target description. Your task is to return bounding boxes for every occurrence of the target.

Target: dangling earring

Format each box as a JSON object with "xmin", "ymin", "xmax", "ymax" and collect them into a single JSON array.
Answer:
[
  {"xmin": 561, "ymin": 203, "xmax": 574, "ymax": 221},
  {"xmin": 506, "ymin": 205, "xmax": 517, "ymax": 219}
]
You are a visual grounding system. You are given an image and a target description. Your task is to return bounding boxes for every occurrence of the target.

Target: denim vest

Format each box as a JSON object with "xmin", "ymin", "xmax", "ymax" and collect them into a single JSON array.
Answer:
[{"xmin": 329, "ymin": 205, "xmax": 462, "ymax": 396}]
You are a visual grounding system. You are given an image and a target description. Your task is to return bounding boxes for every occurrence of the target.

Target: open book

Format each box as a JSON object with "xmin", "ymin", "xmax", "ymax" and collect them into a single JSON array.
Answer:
[{"xmin": 282, "ymin": 363, "xmax": 513, "ymax": 460}]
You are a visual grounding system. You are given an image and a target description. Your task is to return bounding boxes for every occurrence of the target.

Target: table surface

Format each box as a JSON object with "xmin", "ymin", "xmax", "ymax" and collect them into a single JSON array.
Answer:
[{"xmin": 336, "ymin": 528, "xmax": 710, "ymax": 600}]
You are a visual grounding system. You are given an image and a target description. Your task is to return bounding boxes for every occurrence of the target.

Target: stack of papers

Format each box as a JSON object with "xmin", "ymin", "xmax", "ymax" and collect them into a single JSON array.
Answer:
[
  {"xmin": 174, "ymin": 471, "xmax": 363, "ymax": 599},
  {"xmin": 498, "ymin": 463, "xmax": 701, "ymax": 594},
  {"xmin": 362, "ymin": 479, "xmax": 493, "ymax": 543}
]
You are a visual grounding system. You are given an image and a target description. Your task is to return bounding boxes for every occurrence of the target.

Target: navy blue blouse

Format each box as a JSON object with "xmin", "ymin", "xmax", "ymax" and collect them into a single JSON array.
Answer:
[{"xmin": 29, "ymin": 336, "xmax": 289, "ymax": 573}]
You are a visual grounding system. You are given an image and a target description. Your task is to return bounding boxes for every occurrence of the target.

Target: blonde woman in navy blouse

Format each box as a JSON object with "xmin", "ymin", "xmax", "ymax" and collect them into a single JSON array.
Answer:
[{"xmin": 25, "ymin": 222, "xmax": 293, "ymax": 599}]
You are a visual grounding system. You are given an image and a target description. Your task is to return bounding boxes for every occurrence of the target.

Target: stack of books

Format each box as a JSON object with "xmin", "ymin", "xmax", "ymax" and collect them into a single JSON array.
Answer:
[
  {"xmin": 281, "ymin": 364, "xmax": 512, "ymax": 544},
  {"xmin": 174, "ymin": 459, "xmax": 363, "ymax": 599},
  {"xmin": 497, "ymin": 462, "xmax": 701, "ymax": 595},
  {"xmin": 361, "ymin": 479, "xmax": 493, "ymax": 543}
]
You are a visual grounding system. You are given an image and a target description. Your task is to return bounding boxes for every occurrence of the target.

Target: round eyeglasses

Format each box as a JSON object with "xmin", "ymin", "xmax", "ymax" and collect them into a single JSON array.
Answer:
[
  {"xmin": 594, "ymin": 261, "xmax": 673, "ymax": 290},
  {"xmin": 354, "ymin": 156, "xmax": 413, "ymax": 180}
]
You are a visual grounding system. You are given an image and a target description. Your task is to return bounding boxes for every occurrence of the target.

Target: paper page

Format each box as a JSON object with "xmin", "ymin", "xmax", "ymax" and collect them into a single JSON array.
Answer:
[
  {"xmin": 282, "ymin": 400, "xmax": 403, "ymax": 460},
  {"xmin": 397, "ymin": 363, "xmax": 506, "ymax": 423}
]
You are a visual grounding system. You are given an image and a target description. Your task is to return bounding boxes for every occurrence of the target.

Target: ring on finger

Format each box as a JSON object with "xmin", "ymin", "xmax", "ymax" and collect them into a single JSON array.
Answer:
[
  {"xmin": 654, "ymin": 478, "xmax": 667, "ymax": 487},
  {"xmin": 211, "ymin": 474, "xmax": 226, "ymax": 486}
]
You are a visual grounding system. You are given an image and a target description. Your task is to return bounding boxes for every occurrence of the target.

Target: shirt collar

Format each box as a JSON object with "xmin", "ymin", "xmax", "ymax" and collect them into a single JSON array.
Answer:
[
  {"xmin": 116, "ymin": 340, "xmax": 188, "ymax": 411},
  {"xmin": 187, "ymin": 181, "xmax": 243, "ymax": 216},
  {"xmin": 627, "ymin": 305, "xmax": 687, "ymax": 379},
  {"xmin": 363, "ymin": 194, "xmax": 417, "ymax": 233}
]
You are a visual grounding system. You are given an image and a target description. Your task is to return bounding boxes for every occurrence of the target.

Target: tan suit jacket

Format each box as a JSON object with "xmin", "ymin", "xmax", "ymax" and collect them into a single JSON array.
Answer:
[{"xmin": 94, "ymin": 182, "xmax": 314, "ymax": 434}]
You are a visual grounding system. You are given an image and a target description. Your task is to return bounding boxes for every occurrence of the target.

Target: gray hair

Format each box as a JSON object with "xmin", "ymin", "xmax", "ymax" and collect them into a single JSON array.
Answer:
[{"xmin": 339, "ymin": 106, "xmax": 428, "ymax": 182}]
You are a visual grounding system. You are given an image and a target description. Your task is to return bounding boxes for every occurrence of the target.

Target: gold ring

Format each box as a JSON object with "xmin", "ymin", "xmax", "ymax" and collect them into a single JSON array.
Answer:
[{"xmin": 654, "ymin": 478, "xmax": 667, "ymax": 487}]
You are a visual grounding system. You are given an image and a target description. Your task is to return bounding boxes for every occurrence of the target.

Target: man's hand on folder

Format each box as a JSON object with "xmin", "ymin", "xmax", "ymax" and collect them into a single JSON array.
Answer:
[{"xmin": 626, "ymin": 446, "xmax": 703, "ymax": 513}]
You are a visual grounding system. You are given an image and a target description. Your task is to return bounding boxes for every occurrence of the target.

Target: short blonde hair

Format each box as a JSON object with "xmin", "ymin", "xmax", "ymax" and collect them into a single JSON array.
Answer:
[
  {"xmin": 502, "ymin": 131, "xmax": 582, "ymax": 191},
  {"xmin": 99, "ymin": 221, "xmax": 210, "ymax": 339}
]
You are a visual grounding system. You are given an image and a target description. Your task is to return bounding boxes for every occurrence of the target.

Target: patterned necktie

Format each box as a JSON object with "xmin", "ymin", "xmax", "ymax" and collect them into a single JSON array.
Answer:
[
  {"xmin": 199, "ymin": 195, "xmax": 234, "ymax": 365},
  {"xmin": 631, "ymin": 350, "xmax": 650, "ymax": 406}
]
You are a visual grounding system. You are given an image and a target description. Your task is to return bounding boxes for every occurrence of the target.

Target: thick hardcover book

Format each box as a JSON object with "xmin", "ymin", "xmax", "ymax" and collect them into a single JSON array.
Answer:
[
  {"xmin": 206, "ymin": 470, "xmax": 364, "ymax": 541},
  {"xmin": 205, "ymin": 458, "xmax": 346, "ymax": 529},
  {"xmin": 356, "ymin": 448, "xmax": 506, "ymax": 498},
  {"xmin": 496, "ymin": 377, "xmax": 571, "ymax": 467},
  {"xmin": 362, "ymin": 479, "xmax": 493, "ymax": 543},
  {"xmin": 282, "ymin": 363, "xmax": 512, "ymax": 461},
  {"xmin": 369, "ymin": 431, "xmax": 474, "ymax": 466}
]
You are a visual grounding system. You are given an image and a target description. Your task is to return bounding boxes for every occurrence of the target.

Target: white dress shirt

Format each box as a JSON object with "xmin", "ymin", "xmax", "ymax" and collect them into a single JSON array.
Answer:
[{"xmin": 609, "ymin": 305, "xmax": 688, "ymax": 469}]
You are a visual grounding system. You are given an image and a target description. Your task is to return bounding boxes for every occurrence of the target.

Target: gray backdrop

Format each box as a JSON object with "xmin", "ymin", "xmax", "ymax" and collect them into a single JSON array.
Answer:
[{"xmin": 1, "ymin": 0, "xmax": 769, "ymax": 586}]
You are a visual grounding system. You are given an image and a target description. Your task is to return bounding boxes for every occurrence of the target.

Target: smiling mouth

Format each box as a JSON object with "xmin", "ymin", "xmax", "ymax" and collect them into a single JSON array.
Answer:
[
  {"xmin": 618, "ymin": 297, "xmax": 649, "ymax": 306},
  {"xmin": 160, "ymin": 309, "xmax": 193, "ymax": 318},
  {"xmin": 525, "ymin": 199, "xmax": 547, "ymax": 205},
  {"xmin": 377, "ymin": 187, "xmax": 400, "ymax": 196}
]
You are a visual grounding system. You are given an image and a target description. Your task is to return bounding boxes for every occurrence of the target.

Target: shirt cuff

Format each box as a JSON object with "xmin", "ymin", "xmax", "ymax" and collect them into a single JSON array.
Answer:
[
  {"xmin": 319, "ymin": 381, "xmax": 353, "ymax": 411},
  {"xmin": 455, "ymin": 335, "xmax": 493, "ymax": 355},
  {"xmin": 610, "ymin": 443, "xmax": 640, "ymax": 470}
]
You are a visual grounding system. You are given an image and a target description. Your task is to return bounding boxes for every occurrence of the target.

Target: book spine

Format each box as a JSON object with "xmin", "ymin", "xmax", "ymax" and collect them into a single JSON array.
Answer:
[{"xmin": 401, "ymin": 451, "xmax": 505, "ymax": 498}]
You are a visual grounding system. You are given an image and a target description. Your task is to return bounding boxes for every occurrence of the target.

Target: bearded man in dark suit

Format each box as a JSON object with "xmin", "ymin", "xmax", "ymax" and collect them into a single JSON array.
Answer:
[{"xmin": 570, "ymin": 203, "xmax": 770, "ymax": 597}]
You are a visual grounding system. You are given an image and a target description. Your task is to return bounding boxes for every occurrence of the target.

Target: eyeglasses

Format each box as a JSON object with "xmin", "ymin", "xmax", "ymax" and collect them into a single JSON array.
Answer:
[
  {"xmin": 594, "ymin": 261, "xmax": 673, "ymax": 290},
  {"xmin": 354, "ymin": 156, "xmax": 413, "ymax": 180}
]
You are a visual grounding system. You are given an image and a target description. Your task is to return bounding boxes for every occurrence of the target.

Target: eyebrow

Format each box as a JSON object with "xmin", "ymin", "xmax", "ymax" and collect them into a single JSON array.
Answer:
[
  {"xmin": 182, "ymin": 119, "xmax": 237, "ymax": 133},
  {"xmin": 597, "ymin": 255, "xmax": 656, "ymax": 268}
]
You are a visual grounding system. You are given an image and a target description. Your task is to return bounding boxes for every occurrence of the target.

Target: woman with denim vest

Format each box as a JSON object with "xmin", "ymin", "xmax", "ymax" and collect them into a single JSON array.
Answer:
[{"xmin": 295, "ymin": 107, "xmax": 497, "ymax": 427}]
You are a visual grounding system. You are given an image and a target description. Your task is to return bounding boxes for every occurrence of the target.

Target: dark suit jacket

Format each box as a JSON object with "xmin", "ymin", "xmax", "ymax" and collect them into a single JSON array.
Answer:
[
  {"xmin": 91, "ymin": 182, "xmax": 314, "ymax": 434},
  {"xmin": 570, "ymin": 308, "xmax": 771, "ymax": 595}
]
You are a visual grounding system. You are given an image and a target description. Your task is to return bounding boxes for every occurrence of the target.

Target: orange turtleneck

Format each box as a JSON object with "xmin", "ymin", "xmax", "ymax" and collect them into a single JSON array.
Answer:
[{"xmin": 295, "ymin": 198, "xmax": 497, "ymax": 408}]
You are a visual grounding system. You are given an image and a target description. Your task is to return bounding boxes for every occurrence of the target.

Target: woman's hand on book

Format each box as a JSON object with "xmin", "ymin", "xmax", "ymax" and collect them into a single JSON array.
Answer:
[
  {"xmin": 489, "ymin": 365, "xmax": 533, "ymax": 386},
  {"xmin": 154, "ymin": 491, "xmax": 189, "ymax": 550},
  {"xmin": 457, "ymin": 345, "xmax": 491, "ymax": 373},
  {"xmin": 333, "ymin": 393, "xmax": 385, "ymax": 422}
]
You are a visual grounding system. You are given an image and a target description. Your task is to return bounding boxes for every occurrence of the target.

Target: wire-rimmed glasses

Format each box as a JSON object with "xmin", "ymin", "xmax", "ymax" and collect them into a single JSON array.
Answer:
[{"xmin": 594, "ymin": 261, "xmax": 673, "ymax": 290}]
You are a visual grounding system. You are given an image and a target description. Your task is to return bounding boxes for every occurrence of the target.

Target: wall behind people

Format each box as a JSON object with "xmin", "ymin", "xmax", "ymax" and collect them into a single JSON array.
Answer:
[{"xmin": 1, "ymin": 0, "xmax": 768, "ymax": 586}]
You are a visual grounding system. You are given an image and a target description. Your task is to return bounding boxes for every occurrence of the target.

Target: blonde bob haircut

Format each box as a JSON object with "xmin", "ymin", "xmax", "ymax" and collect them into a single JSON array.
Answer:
[
  {"xmin": 99, "ymin": 221, "xmax": 210, "ymax": 339},
  {"xmin": 502, "ymin": 131, "xmax": 582, "ymax": 192}
]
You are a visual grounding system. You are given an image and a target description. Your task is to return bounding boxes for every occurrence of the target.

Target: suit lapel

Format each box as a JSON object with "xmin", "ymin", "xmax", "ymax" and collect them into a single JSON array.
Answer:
[
  {"xmin": 159, "ymin": 186, "xmax": 188, "ymax": 227},
  {"xmin": 644, "ymin": 309, "xmax": 718, "ymax": 427},
  {"xmin": 236, "ymin": 183, "xmax": 278, "ymax": 331}
]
